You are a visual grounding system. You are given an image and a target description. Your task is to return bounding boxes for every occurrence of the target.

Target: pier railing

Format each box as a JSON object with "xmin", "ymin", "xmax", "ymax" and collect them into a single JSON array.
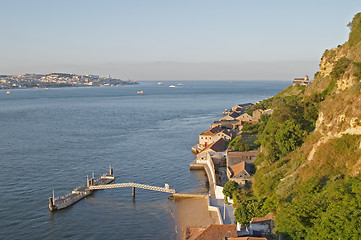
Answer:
[{"xmin": 88, "ymin": 182, "xmax": 176, "ymax": 194}]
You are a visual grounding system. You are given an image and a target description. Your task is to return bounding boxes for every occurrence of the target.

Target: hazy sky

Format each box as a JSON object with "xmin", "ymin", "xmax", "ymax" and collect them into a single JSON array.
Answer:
[{"xmin": 1, "ymin": 0, "xmax": 360, "ymax": 80}]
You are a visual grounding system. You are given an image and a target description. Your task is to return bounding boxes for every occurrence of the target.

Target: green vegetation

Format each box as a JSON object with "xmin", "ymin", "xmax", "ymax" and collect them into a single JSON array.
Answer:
[
  {"xmin": 229, "ymin": 13, "xmax": 361, "ymax": 238},
  {"xmin": 275, "ymin": 120, "xmax": 307, "ymax": 157},
  {"xmin": 330, "ymin": 57, "xmax": 352, "ymax": 80},
  {"xmin": 307, "ymin": 134, "xmax": 361, "ymax": 178},
  {"xmin": 348, "ymin": 12, "xmax": 361, "ymax": 47},
  {"xmin": 255, "ymin": 93, "xmax": 322, "ymax": 164},
  {"xmin": 321, "ymin": 79, "xmax": 336, "ymax": 98},
  {"xmin": 228, "ymin": 133, "xmax": 259, "ymax": 151},
  {"xmin": 228, "ymin": 114, "xmax": 271, "ymax": 152},
  {"xmin": 276, "ymin": 177, "xmax": 361, "ymax": 239},
  {"xmin": 353, "ymin": 62, "xmax": 361, "ymax": 80},
  {"xmin": 234, "ymin": 198, "xmax": 265, "ymax": 225},
  {"xmin": 242, "ymin": 123, "xmax": 259, "ymax": 134},
  {"xmin": 223, "ymin": 181, "xmax": 239, "ymax": 198}
]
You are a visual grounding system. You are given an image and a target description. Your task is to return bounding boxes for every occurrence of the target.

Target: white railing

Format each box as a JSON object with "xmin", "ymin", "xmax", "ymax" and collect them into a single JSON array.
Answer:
[{"xmin": 88, "ymin": 182, "xmax": 176, "ymax": 194}]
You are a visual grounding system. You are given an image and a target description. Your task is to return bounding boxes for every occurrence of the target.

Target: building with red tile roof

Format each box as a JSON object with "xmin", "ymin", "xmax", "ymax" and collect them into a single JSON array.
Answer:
[
  {"xmin": 185, "ymin": 224, "xmax": 237, "ymax": 240},
  {"xmin": 199, "ymin": 126, "xmax": 223, "ymax": 147},
  {"xmin": 227, "ymin": 151, "xmax": 259, "ymax": 166},
  {"xmin": 227, "ymin": 161, "xmax": 253, "ymax": 185},
  {"xmin": 249, "ymin": 213, "xmax": 274, "ymax": 235},
  {"xmin": 197, "ymin": 138, "xmax": 227, "ymax": 161}
]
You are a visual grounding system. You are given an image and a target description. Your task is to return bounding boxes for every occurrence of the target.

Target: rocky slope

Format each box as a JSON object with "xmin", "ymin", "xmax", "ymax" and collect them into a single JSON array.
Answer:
[{"xmin": 234, "ymin": 12, "xmax": 361, "ymax": 239}]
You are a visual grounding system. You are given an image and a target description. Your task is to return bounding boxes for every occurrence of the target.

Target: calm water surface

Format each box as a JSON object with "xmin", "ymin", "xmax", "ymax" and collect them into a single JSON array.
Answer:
[{"xmin": 0, "ymin": 81, "xmax": 289, "ymax": 239}]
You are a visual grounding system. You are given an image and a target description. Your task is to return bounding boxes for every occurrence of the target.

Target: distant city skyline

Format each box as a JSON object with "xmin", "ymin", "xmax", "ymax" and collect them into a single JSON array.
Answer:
[{"xmin": 1, "ymin": 0, "xmax": 360, "ymax": 81}]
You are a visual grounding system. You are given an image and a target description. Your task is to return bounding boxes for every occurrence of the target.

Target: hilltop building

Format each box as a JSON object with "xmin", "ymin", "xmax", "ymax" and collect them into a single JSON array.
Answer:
[{"xmin": 293, "ymin": 75, "xmax": 309, "ymax": 86}]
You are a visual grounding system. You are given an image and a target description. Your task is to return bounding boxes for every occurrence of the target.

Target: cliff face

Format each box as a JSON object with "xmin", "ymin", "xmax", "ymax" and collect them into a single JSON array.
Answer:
[{"xmin": 297, "ymin": 13, "xmax": 361, "ymax": 180}]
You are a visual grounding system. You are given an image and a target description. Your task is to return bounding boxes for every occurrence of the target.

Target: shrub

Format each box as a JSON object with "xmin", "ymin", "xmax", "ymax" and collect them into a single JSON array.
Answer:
[
  {"xmin": 330, "ymin": 57, "xmax": 352, "ymax": 80},
  {"xmin": 353, "ymin": 62, "xmax": 361, "ymax": 80}
]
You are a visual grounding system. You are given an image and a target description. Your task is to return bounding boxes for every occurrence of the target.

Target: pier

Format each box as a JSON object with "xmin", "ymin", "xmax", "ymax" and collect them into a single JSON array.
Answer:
[
  {"xmin": 49, "ymin": 166, "xmax": 115, "ymax": 212},
  {"xmin": 49, "ymin": 167, "xmax": 178, "ymax": 211},
  {"xmin": 88, "ymin": 182, "xmax": 176, "ymax": 196}
]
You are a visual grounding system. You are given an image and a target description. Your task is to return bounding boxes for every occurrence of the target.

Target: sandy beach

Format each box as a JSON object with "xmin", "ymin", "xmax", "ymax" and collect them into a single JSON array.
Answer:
[{"xmin": 174, "ymin": 197, "xmax": 219, "ymax": 239}]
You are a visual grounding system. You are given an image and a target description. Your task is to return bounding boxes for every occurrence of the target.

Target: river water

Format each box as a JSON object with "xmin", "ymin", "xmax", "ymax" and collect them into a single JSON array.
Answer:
[{"xmin": 0, "ymin": 81, "xmax": 289, "ymax": 240}]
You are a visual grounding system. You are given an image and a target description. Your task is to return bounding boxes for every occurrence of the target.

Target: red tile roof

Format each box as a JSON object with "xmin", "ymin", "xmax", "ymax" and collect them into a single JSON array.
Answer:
[
  {"xmin": 200, "ymin": 126, "xmax": 222, "ymax": 136},
  {"xmin": 229, "ymin": 161, "xmax": 252, "ymax": 177},
  {"xmin": 250, "ymin": 213, "xmax": 274, "ymax": 223},
  {"xmin": 186, "ymin": 224, "xmax": 237, "ymax": 240}
]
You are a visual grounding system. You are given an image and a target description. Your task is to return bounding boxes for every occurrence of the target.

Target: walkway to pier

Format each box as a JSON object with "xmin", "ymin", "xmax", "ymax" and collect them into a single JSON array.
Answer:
[{"xmin": 88, "ymin": 182, "xmax": 176, "ymax": 194}]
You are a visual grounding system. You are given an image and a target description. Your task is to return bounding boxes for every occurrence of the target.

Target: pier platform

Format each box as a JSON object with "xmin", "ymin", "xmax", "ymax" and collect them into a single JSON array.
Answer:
[{"xmin": 49, "ymin": 166, "xmax": 114, "ymax": 212}]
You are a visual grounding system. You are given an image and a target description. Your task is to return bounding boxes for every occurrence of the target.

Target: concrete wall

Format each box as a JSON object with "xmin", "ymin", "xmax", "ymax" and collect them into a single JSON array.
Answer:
[
  {"xmin": 208, "ymin": 205, "xmax": 224, "ymax": 225},
  {"xmin": 205, "ymin": 154, "xmax": 217, "ymax": 196},
  {"xmin": 207, "ymin": 196, "xmax": 224, "ymax": 225},
  {"xmin": 195, "ymin": 152, "xmax": 217, "ymax": 196}
]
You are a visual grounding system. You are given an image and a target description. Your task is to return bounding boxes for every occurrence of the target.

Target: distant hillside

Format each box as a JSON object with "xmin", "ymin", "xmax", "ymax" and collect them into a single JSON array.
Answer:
[{"xmin": 232, "ymin": 12, "xmax": 361, "ymax": 239}]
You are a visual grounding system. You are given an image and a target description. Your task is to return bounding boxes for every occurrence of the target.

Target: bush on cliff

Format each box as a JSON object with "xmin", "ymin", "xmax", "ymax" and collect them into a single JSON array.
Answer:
[{"xmin": 330, "ymin": 57, "xmax": 352, "ymax": 80}]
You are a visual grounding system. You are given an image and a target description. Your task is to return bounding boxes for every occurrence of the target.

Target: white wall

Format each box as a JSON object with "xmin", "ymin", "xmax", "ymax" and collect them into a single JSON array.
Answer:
[{"xmin": 215, "ymin": 186, "xmax": 224, "ymax": 199}]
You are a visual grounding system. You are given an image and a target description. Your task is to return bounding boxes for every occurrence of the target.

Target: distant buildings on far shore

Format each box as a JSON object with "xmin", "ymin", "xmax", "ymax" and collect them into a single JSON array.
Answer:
[{"xmin": 0, "ymin": 73, "xmax": 138, "ymax": 89}]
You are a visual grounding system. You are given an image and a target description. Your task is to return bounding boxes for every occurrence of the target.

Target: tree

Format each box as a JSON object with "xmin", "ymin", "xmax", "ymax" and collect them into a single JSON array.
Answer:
[
  {"xmin": 275, "ymin": 120, "xmax": 307, "ymax": 157},
  {"xmin": 223, "ymin": 181, "xmax": 239, "ymax": 198},
  {"xmin": 234, "ymin": 198, "xmax": 264, "ymax": 225}
]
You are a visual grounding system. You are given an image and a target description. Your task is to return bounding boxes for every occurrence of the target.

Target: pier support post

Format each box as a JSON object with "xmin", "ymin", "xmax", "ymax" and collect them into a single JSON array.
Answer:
[{"xmin": 132, "ymin": 186, "xmax": 135, "ymax": 198}]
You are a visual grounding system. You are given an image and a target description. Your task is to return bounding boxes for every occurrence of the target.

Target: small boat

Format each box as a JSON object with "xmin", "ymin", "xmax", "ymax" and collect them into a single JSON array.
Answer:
[
  {"xmin": 137, "ymin": 91, "xmax": 144, "ymax": 94},
  {"xmin": 169, "ymin": 85, "xmax": 176, "ymax": 88},
  {"xmin": 6, "ymin": 91, "xmax": 10, "ymax": 94},
  {"xmin": 158, "ymin": 82, "xmax": 163, "ymax": 86}
]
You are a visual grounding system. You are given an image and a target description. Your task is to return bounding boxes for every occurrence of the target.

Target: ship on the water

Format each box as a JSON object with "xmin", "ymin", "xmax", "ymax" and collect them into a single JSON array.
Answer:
[{"xmin": 49, "ymin": 166, "xmax": 115, "ymax": 211}]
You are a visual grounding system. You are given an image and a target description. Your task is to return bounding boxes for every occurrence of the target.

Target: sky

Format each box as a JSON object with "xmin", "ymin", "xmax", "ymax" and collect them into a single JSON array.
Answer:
[{"xmin": 0, "ymin": 0, "xmax": 360, "ymax": 81}]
